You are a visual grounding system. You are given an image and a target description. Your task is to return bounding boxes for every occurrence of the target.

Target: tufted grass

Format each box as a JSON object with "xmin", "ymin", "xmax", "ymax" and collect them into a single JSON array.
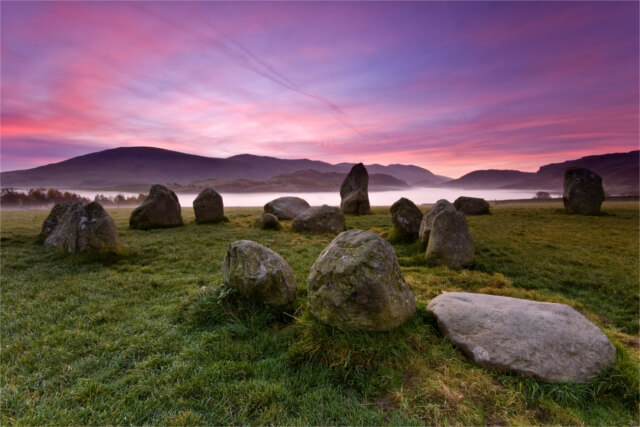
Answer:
[{"xmin": 1, "ymin": 200, "xmax": 638, "ymax": 425}]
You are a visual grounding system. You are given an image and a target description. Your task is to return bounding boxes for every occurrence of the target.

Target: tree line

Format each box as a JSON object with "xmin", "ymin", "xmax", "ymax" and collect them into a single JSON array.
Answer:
[{"xmin": 0, "ymin": 188, "xmax": 146, "ymax": 208}]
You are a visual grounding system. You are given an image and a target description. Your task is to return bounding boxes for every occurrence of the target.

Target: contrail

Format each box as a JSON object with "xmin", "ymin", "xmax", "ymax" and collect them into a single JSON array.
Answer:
[{"xmin": 132, "ymin": 3, "xmax": 363, "ymax": 136}]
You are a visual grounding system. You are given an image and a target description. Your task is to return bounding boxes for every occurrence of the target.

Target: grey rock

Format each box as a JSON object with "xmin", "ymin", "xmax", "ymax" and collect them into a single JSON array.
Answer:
[
  {"xmin": 193, "ymin": 188, "xmax": 224, "ymax": 223},
  {"xmin": 390, "ymin": 197, "xmax": 423, "ymax": 241},
  {"xmin": 40, "ymin": 202, "xmax": 82, "ymax": 239},
  {"xmin": 454, "ymin": 196, "xmax": 490, "ymax": 215},
  {"xmin": 427, "ymin": 292, "xmax": 616, "ymax": 383},
  {"xmin": 425, "ymin": 208, "xmax": 474, "ymax": 268},
  {"xmin": 255, "ymin": 213, "xmax": 282, "ymax": 230},
  {"xmin": 307, "ymin": 230, "xmax": 416, "ymax": 330},
  {"xmin": 129, "ymin": 185, "xmax": 183, "ymax": 230},
  {"xmin": 563, "ymin": 167, "xmax": 605, "ymax": 215},
  {"xmin": 340, "ymin": 163, "xmax": 370, "ymax": 215},
  {"xmin": 222, "ymin": 240, "xmax": 297, "ymax": 306},
  {"xmin": 264, "ymin": 196, "xmax": 310, "ymax": 220},
  {"xmin": 418, "ymin": 199, "xmax": 455, "ymax": 246},
  {"xmin": 292, "ymin": 205, "xmax": 345, "ymax": 234},
  {"xmin": 44, "ymin": 202, "xmax": 121, "ymax": 253}
]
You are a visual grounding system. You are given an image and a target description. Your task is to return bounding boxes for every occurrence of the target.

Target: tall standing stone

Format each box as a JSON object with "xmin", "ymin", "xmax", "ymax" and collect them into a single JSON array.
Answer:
[
  {"xmin": 418, "ymin": 199, "xmax": 455, "ymax": 246},
  {"xmin": 425, "ymin": 208, "xmax": 474, "ymax": 268},
  {"xmin": 340, "ymin": 163, "xmax": 370, "ymax": 215},
  {"xmin": 43, "ymin": 202, "xmax": 121, "ymax": 253},
  {"xmin": 129, "ymin": 185, "xmax": 183, "ymax": 230},
  {"xmin": 390, "ymin": 197, "xmax": 423, "ymax": 241},
  {"xmin": 563, "ymin": 167, "xmax": 605, "ymax": 215},
  {"xmin": 193, "ymin": 188, "xmax": 224, "ymax": 223},
  {"xmin": 307, "ymin": 230, "xmax": 416, "ymax": 330}
]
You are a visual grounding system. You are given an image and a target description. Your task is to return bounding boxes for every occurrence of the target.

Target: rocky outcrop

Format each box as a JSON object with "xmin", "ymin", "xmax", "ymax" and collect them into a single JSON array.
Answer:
[
  {"xmin": 454, "ymin": 196, "xmax": 490, "ymax": 215},
  {"xmin": 390, "ymin": 197, "xmax": 423, "ymax": 241},
  {"xmin": 292, "ymin": 205, "xmax": 345, "ymax": 234},
  {"xmin": 43, "ymin": 202, "xmax": 120, "ymax": 253},
  {"xmin": 193, "ymin": 188, "xmax": 224, "ymax": 223},
  {"xmin": 307, "ymin": 230, "xmax": 416, "ymax": 330},
  {"xmin": 340, "ymin": 163, "xmax": 370, "ymax": 215},
  {"xmin": 264, "ymin": 196, "xmax": 310, "ymax": 220},
  {"xmin": 427, "ymin": 292, "xmax": 616, "ymax": 383},
  {"xmin": 222, "ymin": 240, "xmax": 297, "ymax": 306},
  {"xmin": 563, "ymin": 167, "xmax": 605, "ymax": 215},
  {"xmin": 129, "ymin": 185, "xmax": 183, "ymax": 230},
  {"xmin": 425, "ymin": 208, "xmax": 474, "ymax": 268},
  {"xmin": 418, "ymin": 199, "xmax": 455, "ymax": 246}
]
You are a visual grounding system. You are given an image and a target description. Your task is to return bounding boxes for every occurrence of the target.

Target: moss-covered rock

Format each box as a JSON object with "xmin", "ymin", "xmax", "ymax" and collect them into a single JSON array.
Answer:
[
  {"xmin": 307, "ymin": 230, "xmax": 416, "ymax": 330},
  {"xmin": 222, "ymin": 240, "xmax": 296, "ymax": 306},
  {"xmin": 425, "ymin": 208, "xmax": 474, "ymax": 268},
  {"xmin": 292, "ymin": 205, "xmax": 345, "ymax": 234},
  {"xmin": 390, "ymin": 197, "xmax": 423, "ymax": 241},
  {"xmin": 418, "ymin": 199, "xmax": 455, "ymax": 246}
]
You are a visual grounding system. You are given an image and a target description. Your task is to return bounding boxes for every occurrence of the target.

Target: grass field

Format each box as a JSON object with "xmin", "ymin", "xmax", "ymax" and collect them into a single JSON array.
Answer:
[{"xmin": 1, "ymin": 201, "xmax": 638, "ymax": 425}]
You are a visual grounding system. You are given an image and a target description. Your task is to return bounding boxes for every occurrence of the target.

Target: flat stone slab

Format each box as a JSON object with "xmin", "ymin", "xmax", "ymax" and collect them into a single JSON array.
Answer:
[{"xmin": 427, "ymin": 292, "xmax": 616, "ymax": 383}]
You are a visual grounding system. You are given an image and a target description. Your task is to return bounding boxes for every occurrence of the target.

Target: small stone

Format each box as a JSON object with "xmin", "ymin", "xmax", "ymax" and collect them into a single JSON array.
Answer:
[
  {"xmin": 454, "ymin": 196, "xmax": 490, "ymax": 215},
  {"xmin": 255, "ymin": 213, "xmax": 282, "ymax": 230},
  {"xmin": 193, "ymin": 188, "xmax": 224, "ymax": 223},
  {"xmin": 292, "ymin": 205, "xmax": 345, "ymax": 234},
  {"xmin": 264, "ymin": 196, "xmax": 310, "ymax": 220}
]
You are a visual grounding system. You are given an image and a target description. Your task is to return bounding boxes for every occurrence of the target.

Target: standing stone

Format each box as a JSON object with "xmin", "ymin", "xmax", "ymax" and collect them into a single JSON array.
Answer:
[
  {"xmin": 390, "ymin": 197, "xmax": 423, "ymax": 241},
  {"xmin": 425, "ymin": 208, "xmax": 474, "ymax": 268},
  {"xmin": 129, "ymin": 185, "xmax": 183, "ymax": 230},
  {"xmin": 292, "ymin": 205, "xmax": 345, "ymax": 234},
  {"xmin": 340, "ymin": 163, "xmax": 370, "ymax": 215},
  {"xmin": 193, "ymin": 188, "xmax": 224, "ymax": 223},
  {"xmin": 307, "ymin": 230, "xmax": 416, "ymax": 331},
  {"xmin": 418, "ymin": 199, "xmax": 455, "ymax": 246},
  {"xmin": 255, "ymin": 213, "xmax": 282, "ymax": 230},
  {"xmin": 427, "ymin": 292, "xmax": 616, "ymax": 383},
  {"xmin": 563, "ymin": 167, "xmax": 605, "ymax": 215},
  {"xmin": 40, "ymin": 202, "xmax": 83, "ymax": 239},
  {"xmin": 454, "ymin": 196, "xmax": 490, "ymax": 215},
  {"xmin": 44, "ymin": 202, "xmax": 121, "ymax": 253},
  {"xmin": 222, "ymin": 240, "xmax": 297, "ymax": 306},
  {"xmin": 264, "ymin": 196, "xmax": 310, "ymax": 220}
]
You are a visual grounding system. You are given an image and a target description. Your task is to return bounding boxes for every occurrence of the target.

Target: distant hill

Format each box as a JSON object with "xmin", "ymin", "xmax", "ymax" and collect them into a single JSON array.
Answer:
[
  {"xmin": 0, "ymin": 146, "xmax": 446, "ymax": 189},
  {"xmin": 161, "ymin": 170, "xmax": 409, "ymax": 193},
  {"xmin": 441, "ymin": 170, "xmax": 536, "ymax": 189},
  {"xmin": 442, "ymin": 151, "xmax": 639, "ymax": 195}
]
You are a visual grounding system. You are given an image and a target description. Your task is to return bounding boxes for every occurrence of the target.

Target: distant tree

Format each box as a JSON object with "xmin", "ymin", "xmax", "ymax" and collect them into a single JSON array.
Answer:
[
  {"xmin": 534, "ymin": 191, "xmax": 551, "ymax": 199},
  {"xmin": 27, "ymin": 188, "xmax": 47, "ymax": 207},
  {"xmin": 114, "ymin": 194, "xmax": 126, "ymax": 208}
]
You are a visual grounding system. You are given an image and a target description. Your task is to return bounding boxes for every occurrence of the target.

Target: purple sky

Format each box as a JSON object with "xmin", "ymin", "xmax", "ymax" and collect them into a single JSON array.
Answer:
[{"xmin": 1, "ymin": 1, "xmax": 638, "ymax": 177}]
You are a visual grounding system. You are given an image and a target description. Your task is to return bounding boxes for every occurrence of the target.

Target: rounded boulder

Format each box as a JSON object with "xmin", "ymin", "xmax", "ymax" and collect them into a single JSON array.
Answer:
[
  {"xmin": 390, "ymin": 197, "xmax": 423, "ymax": 241},
  {"xmin": 563, "ymin": 167, "xmax": 605, "ymax": 215},
  {"xmin": 193, "ymin": 188, "xmax": 224, "ymax": 223},
  {"xmin": 264, "ymin": 196, "xmax": 310, "ymax": 220},
  {"xmin": 130, "ymin": 185, "xmax": 183, "ymax": 230},
  {"xmin": 222, "ymin": 240, "xmax": 297, "ymax": 306},
  {"xmin": 307, "ymin": 230, "xmax": 416, "ymax": 330},
  {"xmin": 292, "ymin": 205, "xmax": 345, "ymax": 234}
]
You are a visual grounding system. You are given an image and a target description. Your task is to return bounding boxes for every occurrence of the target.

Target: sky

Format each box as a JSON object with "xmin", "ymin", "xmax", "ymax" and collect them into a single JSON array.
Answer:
[{"xmin": 1, "ymin": 1, "xmax": 638, "ymax": 178}]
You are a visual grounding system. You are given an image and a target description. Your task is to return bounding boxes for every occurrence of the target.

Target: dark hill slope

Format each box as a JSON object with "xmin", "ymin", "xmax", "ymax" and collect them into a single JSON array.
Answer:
[
  {"xmin": 441, "ymin": 170, "xmax": 535, "ymax": 189},
  {"xmin": 1, "ymin": 146, "xmax": 444, "ymax": 188}
]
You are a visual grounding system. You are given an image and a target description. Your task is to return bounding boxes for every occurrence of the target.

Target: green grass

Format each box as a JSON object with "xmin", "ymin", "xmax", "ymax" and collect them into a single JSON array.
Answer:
[{"xmin": 1, "ymin": 202, "xmax": 638, "ymax": 425}]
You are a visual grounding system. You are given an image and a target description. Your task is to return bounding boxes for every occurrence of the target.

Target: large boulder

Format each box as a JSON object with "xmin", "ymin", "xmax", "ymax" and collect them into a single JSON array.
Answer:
[
  {"xmin": 454, "ymin": 196, "xmax": 490, "ymax": 215},
  {"xmin": 264, "ymin": 196, "xmax": 310, "ymax": 220},
  {"xmin": 292, "ymin": 205, "xmax": 345, "ymax": 234},
  {"xmin": 193, "ymin": 188, "xmax": 224, "ymax": 223},
  {"xmin": 307, "ymin": 230, "xmax": 416, "ymax": 330},
  {"xmin": 255, "ymin": 213, "xmax": 281, "ymax": 230},
  {"xmin": 43, "ymin": 202, "xmax": 121, "ymax": 253},
  {"xmin": 340, "ymin": 163, "xmax": 370, "ymax": 215},
  {"xmin": 222, "ymin": 240, "xmax": 297, "ymax": 306},
  {"xmin": 418, "ymin": 199, "xmax": 455, "ymax": 246},
  {"xmin": 563, "ymin": 167, "xmax": 605, "ymax": 215},
  {"xmin": 40, "ymin": 202, "xmax": 83, "ymax": 239},
  {"xmin": 390, "ymin": 197, "xmax": 423, "ymax": 241},
  {"xmin": 427, "ymin": 292, "xmax": 616, "ymax": 383},
  {"xmin": 425, "ymin": 208, "xmax": 474, "ymax": 268},
  {"xmin": 129, "ymin": 185, "xmax": 183, "ymax": 230}
]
